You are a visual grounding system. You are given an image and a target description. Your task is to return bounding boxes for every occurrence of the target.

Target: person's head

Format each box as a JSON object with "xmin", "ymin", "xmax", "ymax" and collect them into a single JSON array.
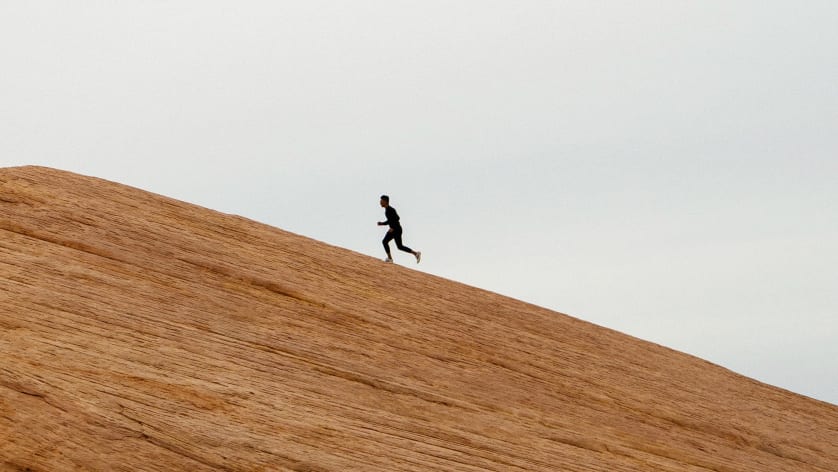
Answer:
[{"xmin": 379, "ymin": 195, "xmax": 389, "ymax": 208}]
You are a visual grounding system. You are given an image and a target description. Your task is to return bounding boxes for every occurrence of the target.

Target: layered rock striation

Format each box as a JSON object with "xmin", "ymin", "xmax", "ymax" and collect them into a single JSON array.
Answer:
[{"xmin": 1, "ymin": 166, "xmax": 836, "ymax": 471}]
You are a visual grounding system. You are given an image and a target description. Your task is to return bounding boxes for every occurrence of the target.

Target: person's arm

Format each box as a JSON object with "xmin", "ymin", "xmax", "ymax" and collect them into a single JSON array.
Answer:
[
  {"xmin": 379, "ymin": 207, "xmax": 396, "ymax": 226},
  {"xmin": 378, "ymin": 208, "xmax": 396, "ymax": 231}
]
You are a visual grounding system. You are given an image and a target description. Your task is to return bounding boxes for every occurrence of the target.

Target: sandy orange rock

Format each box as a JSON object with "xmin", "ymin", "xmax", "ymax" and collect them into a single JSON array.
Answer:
[{"xmin": 1, "ymin": 166, "xmax": 836, "ymax": 471}]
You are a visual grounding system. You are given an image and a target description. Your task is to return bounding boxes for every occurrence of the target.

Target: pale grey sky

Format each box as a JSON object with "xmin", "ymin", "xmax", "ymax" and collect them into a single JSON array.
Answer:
[{"xmin": 2, "ymin": 1, "xmax": 837, "ymax": 405}]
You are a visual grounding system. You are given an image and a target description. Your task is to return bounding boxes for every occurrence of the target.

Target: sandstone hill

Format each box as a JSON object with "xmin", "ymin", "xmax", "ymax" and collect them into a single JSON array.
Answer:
[{"xmin": 1, "ymin": 166, "xmax": 836, "ymax": 471}]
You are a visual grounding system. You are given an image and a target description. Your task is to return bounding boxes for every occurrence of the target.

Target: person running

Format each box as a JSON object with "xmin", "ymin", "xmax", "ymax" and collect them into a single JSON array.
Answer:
[{"xmin": 377, "ymin": 195, "xmax": 421, "ymax": 264}]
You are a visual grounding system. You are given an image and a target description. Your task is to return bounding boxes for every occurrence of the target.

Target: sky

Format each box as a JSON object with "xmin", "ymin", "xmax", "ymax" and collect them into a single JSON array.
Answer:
[{"xmin": 2, "ymin": 1, "xmax": 836, "ymax": 405}]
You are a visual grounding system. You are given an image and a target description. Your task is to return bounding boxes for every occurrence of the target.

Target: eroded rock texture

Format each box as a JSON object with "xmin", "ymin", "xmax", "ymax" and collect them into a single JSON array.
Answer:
[{"xmin": 1, "ymin": 166, "xmax": 836, "ymax": 471}]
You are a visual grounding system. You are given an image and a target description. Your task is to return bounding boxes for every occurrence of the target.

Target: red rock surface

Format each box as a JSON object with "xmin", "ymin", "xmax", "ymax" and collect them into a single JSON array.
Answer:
[{"xmin": 1, "ymin": 166, "xmax": 836, "ymax": 471}]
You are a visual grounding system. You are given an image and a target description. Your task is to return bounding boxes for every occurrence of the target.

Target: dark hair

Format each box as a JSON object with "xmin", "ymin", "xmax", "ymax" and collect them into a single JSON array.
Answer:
[{"xmin": 380, "ymin": 195, "xmax": 390, "ymax": 202}]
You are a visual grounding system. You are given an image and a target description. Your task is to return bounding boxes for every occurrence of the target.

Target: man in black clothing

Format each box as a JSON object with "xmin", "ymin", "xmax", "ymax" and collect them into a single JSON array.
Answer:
[{"xmin": 378, "ymin": 195, "xmax": 421, "ymax": 264}]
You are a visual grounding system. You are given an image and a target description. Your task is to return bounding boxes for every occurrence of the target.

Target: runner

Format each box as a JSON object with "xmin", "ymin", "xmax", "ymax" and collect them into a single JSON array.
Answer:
[{"xmin": 377, "ymin": 195, "xmax": 421, "ymax": 264}]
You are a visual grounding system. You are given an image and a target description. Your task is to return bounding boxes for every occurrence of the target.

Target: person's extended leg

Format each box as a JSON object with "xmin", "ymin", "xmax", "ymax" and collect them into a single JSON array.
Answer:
[{"xmin": 382, "ymin": 232, "xmax": 394, "ymax": 261}]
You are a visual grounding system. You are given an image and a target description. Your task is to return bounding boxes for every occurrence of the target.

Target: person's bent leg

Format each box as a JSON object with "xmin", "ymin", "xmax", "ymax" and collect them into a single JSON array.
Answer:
[
  {"xmin": 395, "ymin": 230, "xmax": 421, "ymax": 263},
  {"xmin": 394, "ymin": 231, "xmax": 414, "ymax": 254}
]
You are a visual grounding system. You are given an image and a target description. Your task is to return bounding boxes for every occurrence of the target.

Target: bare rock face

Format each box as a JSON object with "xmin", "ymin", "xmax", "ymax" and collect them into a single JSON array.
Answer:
[{"xmin": 1, "ymin": 166, "xmax": 836, "ymax": 471}]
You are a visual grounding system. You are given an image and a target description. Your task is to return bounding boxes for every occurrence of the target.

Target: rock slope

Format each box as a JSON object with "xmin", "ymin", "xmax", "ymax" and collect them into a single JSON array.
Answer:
[{"xmin": 1, "ymin": 166, "xmax": 836, "ymax": 471}]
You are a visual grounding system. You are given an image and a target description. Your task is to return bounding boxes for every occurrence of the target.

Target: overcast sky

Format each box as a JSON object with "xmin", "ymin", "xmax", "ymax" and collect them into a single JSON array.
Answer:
[{"xmin": 2, "ymin": 1, "xmax": 836, "ymax": 405}]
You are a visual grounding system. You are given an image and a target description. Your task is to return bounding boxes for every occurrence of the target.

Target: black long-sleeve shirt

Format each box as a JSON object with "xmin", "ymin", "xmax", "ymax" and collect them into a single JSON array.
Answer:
[{"xmin": 383, "ymin": 206, "xmax": 401, "ymax": 229}]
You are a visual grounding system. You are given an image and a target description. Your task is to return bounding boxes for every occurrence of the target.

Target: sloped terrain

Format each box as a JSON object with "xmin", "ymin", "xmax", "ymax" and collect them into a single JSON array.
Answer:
[{"xmin": 1, "ymin": 166, "xmax": 836, "ymax": 471}]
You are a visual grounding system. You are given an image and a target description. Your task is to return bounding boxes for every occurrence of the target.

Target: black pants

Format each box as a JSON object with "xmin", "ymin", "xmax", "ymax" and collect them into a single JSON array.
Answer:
[{"xmin": 383, "ymin": 227, "xmax": 413, "ymax": 256}]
